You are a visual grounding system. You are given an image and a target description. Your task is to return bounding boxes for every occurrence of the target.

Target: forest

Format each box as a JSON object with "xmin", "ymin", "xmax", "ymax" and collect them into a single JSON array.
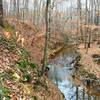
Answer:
[{"xmin": 0, "ymin": 0, "xmax": 100, "ymax": 100}]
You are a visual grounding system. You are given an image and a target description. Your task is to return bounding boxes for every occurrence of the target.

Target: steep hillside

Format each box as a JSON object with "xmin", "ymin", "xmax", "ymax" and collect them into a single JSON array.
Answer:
[{"xmin": 0, "ymin": 28, "xmax": 64, "ymax": 100}]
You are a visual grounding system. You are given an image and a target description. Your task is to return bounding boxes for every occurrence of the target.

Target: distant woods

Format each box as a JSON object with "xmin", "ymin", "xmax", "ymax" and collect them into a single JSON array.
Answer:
[{"xmin": 1, "ymin": 0, "xmax": 100, "ymax": 55}]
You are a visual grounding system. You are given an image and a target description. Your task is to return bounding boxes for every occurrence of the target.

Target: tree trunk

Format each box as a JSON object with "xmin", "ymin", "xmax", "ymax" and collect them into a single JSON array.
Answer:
[
  {"xmin": 0, "ymin": 0, "xmax": 3, "ymax": 27},
  {"xmin": 84, "ymin": 0, "xmax": 88, "ymax": 49},
  {"xmin": 77, "ymin": 0, "xmax": 83, "ymax": 41},
  {"xmin": 41, "ymin": 0, "xmax": 50, "ymax": 75}
]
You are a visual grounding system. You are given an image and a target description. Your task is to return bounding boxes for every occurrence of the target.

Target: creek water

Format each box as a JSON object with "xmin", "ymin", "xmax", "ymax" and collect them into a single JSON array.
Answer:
[{"xmin": 48, "ymin": 49, "xmax": 100, "ymax": 100}]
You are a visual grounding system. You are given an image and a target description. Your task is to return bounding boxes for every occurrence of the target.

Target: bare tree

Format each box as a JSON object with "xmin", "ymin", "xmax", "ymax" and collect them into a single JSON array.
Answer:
[
  {"xmin": 84, "ymin": 0, "xmax": 88, "ymax": 49},
  {"xmin": 42, "ymin": 0, "xmax": 51, "ymax": 75},
  {"xmin": 0, "ymin": 0, "xmax": 3, "ymax": 26}
]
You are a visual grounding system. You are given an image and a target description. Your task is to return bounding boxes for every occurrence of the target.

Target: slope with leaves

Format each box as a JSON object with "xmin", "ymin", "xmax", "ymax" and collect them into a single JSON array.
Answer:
[
  {"xmin": 0, "ymin": 28, "xmax": 64, "ymax": 100},
  {"xmin": 78, "ymin": 43, "xmax": 100, "ymax": 78}
]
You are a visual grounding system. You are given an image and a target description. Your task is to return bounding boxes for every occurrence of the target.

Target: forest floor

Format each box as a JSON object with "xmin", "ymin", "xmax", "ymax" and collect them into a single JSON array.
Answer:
[
  {"xmin": 0, "ymin": 24, "xmax": 64, "ymax": 100},
  {"xmin": 78, "ymin": 43, "xmax": 100, "ymax": 79}
]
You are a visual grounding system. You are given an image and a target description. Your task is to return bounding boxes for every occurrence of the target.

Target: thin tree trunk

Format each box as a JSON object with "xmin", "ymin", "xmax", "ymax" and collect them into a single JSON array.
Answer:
[
  {"xmin": 87, "ymin": 0, "xmax": 94, "ymax": 48},
  {"xmin": 97, "ymin": 0, "xmax": 100, "ymax": 46},
  {"xmin": 42, "ymin": 0, "xmax": 50, "ymax": 75},
  {"xmin": 82, "ymin": 89, "xmax": 85, "ymax": 100},
  {"xmin": 76, "ymin": 86, "xmax": 79, "ymax": 100},
  {"xmin": 84, "ymin": 0, "xmax": 88, "ymax": 49},
  {"xmin": 0, "ymin": 0, "xmax": 3, "ymax": 27},
  {"xmin": 77, "ymin": 0, "xmax": 83, "ymax": 41}
]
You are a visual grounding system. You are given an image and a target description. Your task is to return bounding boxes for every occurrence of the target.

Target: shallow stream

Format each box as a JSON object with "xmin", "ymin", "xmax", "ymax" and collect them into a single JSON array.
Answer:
[{"xmin": 48, "ymin": 48, "xmax": 100, "ymax": 100}]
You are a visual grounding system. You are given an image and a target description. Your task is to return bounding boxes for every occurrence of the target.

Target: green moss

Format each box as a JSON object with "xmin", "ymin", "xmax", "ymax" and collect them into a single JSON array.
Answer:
[
  {"xmin": 29, "ymin": 63, "xmax": 37, "ymax": 69},
  {"xmin": 4, "ymin": 96, "xmax": 10, "ymax": 100},
  {"xmin": 30, "ymin": 96, "xmax": 37, "ymax": 100},
  {"xmin": 17, "ymin": 48, "xmax": 29, "ymax": 59},
  {"xmin": 3, "ymin": 22, "xmax": 15, "ymax": 33},
  {"xmin": 0, "ymin": 86, "xmax": 10, "ymax": 97},
  {"xmin": 23, "ymin": 74, "xmax": 30, "ymax": 82},
  {"xmin": 17, "ymin": 59, "xmax": 29, "ymax": 68}
]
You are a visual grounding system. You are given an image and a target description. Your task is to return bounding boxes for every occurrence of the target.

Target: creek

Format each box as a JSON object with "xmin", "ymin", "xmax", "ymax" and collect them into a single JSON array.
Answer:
[{"xmin": 48, "ymin": 47, "xmax": 100, "ymax": 100}]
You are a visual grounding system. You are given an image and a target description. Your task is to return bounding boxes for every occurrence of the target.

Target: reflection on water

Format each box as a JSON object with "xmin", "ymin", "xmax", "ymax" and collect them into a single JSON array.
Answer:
[
  {"xmin": 58, "ymin": 80, "xmax": 98, "ymax": 100},
  {"xmin": 48, "ymin": 55, "xmax": 76, "ymax": 82},
  {"xmin": 48, "ymin": 53, "xmax": 100, "ymax": 100}
]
